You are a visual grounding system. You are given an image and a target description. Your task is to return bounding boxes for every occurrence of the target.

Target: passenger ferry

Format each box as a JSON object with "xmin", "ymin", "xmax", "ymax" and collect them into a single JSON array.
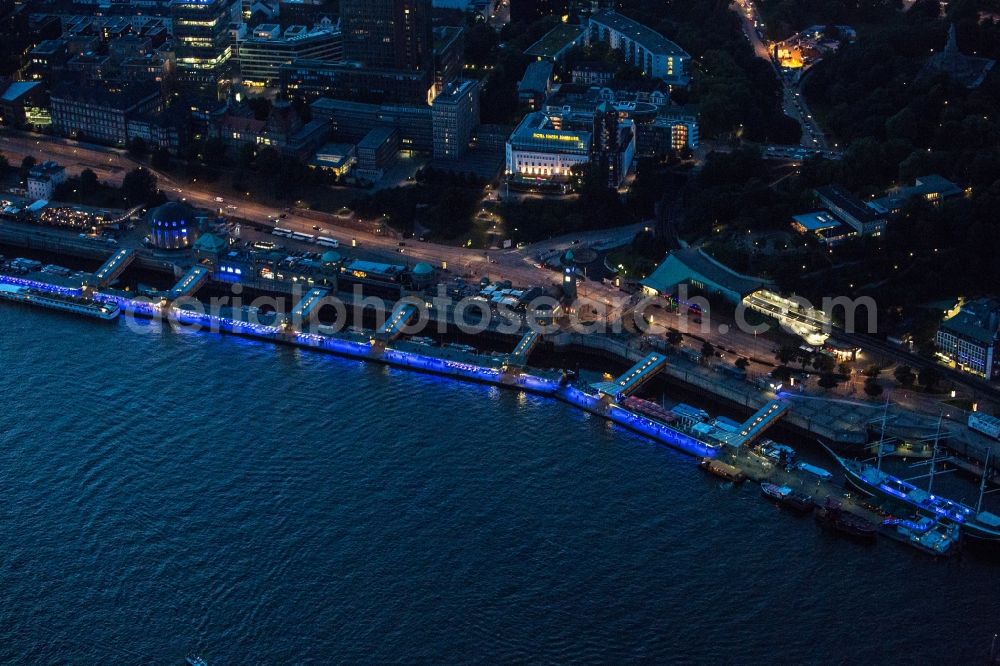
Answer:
[{"xmin": 0, "ymin": 284, "xmax": 120, "ymax": 320}]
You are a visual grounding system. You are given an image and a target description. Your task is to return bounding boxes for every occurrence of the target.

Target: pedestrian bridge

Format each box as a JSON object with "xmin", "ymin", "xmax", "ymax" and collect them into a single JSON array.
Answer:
[
  {"xmin": 376, "ymin": 302, "xmax": 418, "ymax": 342},
  {"xmin": 289, "ymin": 288, "xmax": 330, "ymax": 329},
  {"xmin": 167, "ymin": 265, "xmax": 209, "ymax": 301},
  {"xmin": 507, "ymin": 330, "xmax": 541, "ymax": 367},
  {"xmin": 726, "ymin": 399, "xmax": 788, "ymax": 448},
  {"xmin": 591, "ymin": 352, "xmax": 667, "ymax": 400},
  {"xmin": 91, "ymin": 248, "xmax": 136, "ymax": 287}
]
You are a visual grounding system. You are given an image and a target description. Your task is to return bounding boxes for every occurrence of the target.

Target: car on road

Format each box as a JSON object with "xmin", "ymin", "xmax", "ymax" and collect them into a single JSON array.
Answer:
[
  {"xmin": 312, "ymin": 225, "xmax": 321, "ymax": 231},
  {"xmin": 279, "ymin": 213, "xmax": 287, "ymax": 218}
]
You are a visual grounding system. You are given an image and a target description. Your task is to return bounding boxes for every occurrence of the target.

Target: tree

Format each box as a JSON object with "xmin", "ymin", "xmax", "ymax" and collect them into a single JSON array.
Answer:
[
  {"xmin": 701, "ymin": 340, "xmax": 715, "ymax": 360},
  {"xmin": 127, "ymin": 137, "xmax": 148, "ymax": 159},
  {"xmin": 864, "ymin": 377, "xmax": 884, "ymax": 397},
  {"xmin": 813, "ymin": 354, "xmax": 835, "ymax": 374},
  {"xmin": 776, "ymin": 346, "xmax": 797, "ymax": 365},
  {"xmin": 151, "ymin": 147, "xmax": 171, "ymax": 170},
  {"xmin": 818, "ymin": 373, "xmax": 841, "ymax": 390},
  {"xmin": 772, "ymin": 366, "xmax": 792, "ymax": 382},
  {"xmin": 79, "ymin": 168, "xmax": 99, "ymax": 192},
  {"xmin": 894, "ymin": 365, "xmax": 916, "ymax": 387},
  {"xmin": 863, "ymin": 365, "xmax": 881, "ymax": 379},
  {"xmin": 0, "ymin": 151, "xmax": 9, "ymax": 173},
  {"xmin": 918, "ymin": 366, "xmax": 942, "ymax": 390},
  {"xmin": 666, "ymin": 329, "xmax": 684, "ymax": 347},
  {"xmin": 121, "ymin": 167, "xmax": 159, "ymax": 206},
  {"xmin": 735, "ymin": 357, "xmax": 750, "ymax": 371},
  {"xmin": 19, "ymin": 155, "xmax": 36, "ymax": 179}
]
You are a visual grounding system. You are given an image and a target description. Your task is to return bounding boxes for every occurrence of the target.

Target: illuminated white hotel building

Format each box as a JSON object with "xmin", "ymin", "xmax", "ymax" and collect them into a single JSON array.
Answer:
[{"xmin": 505, "ymin": 111, "xmax": 634, "ymax": 186}]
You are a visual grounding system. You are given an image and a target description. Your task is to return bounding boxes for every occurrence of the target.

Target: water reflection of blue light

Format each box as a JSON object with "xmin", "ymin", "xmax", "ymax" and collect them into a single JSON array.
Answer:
[{"xmin": 7, "ymin": 274, "xmax": 720, "ymax": 459}]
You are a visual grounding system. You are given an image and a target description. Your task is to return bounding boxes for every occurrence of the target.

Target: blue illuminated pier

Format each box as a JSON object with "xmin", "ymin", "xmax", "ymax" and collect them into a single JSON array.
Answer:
[
  {"xmin": 289, "ymin": 287, "xmax": 330, "ymax": 329},
  {"xmin": 376, "ymin": 302, "xmax": 418, "ymax": 342},
  {"xmin": 168, "ymin": 265, "xmax": 209, "ymax": 301},
  {"xmin": 90, "ymin": 249, "xmax": 136, "ymax": 287},
  {"xmin": 591, "ymin": 352, "xmax": 667, "ymax": 400},
  {"xmin": 1, "ymin": 272, "xmax": 746, "ymax": 460}
]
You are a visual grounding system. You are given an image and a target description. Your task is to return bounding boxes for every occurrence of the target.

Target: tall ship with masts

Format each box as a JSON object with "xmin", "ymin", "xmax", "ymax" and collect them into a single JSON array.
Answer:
[{"xmin": 826, "ymin": 403, "xmax": 1000, "ymax": 546}]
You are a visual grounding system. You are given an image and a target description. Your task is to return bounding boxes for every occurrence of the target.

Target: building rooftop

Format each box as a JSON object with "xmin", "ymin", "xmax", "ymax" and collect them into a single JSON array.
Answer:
[
  {"xmin": 357, "ymin": 126, "xmax": 398, "ymax": 150},
  {"xmin": 590, "ymin": 10, "xmax": 689, "ymax": 58},
  {"xmin": 342, "ymin": 258, "xmax": 405, "ymax": 277},
  {"xmin": 525, "ymin": 23, "xmax": 585, "ymax": 59},
  {"xmin": 940, "ymin": 298, "xmax": 1000, "ymax": 345},
  {"xmin": 641, "ymin": 248, "xmax": 772, "ymax": 298},
  {"xmin": 433, "ymin": 79, "xmax": 477, "ymax": 105},
  {"xmin": 50, "ymin": 83, "xmax": 160, "ymax": 110},
  {"xmin": 1, "ymin": 81, "xmax": 43, "ymax": 103},
  {"xmin": 518, "ymin": 60, "xmax": 554, "ymax": 94},
  {"xmin": 509, "ymin": 112, "xmax": 590, "ymax": 153},
  {"xmin": 815, "ymin": 184, "xmax": 881, "ymax": 224},
  {"xmin": 792, "ymin": 211, "xmax": 840, "ymax": 232},
  {"xmin": 28, "ymin": 161, "xmax": 65, "ymax": 181}
]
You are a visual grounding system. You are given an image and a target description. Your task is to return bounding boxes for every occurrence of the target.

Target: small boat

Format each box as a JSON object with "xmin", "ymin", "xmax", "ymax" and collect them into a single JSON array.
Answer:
[
  {"xmin": 699, "ymin": 458, "xmax": 745, "ymax": 483},
  {"xmin": 761, "ymin": 482, "xmax": 815, "ymax": 513},
  {"xmin": 814, "ymin": 499, "xmax": 877, "ymax": 542},
  {"xmin": 186, "ymin": 657, "xmax": 208, "ymax": 666},
  {"xmin": 880, "ymin": 516, "xmax": 961, "ymax": 557}
]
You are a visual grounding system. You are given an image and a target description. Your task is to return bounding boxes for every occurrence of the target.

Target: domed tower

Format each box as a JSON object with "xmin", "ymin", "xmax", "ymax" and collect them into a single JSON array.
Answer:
[{"xmin": 148, "ymin": 202, "xmax": 200, "ymax": 250}]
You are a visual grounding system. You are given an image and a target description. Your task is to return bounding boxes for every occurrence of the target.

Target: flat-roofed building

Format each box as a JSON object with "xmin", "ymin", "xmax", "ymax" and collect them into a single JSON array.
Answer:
[
  {"xmin": 356, "ymin": 126, "xmax": 400, "ymax": 180},
  {"xmin": 50, "ymin": 83, "xmax": 162, "ymax": 146},
  {"xmin": 506, "ymin": 111, "xmax": 592, "ymax": 185},
  {"xmin": 432, "ymin": 79, "xmax": 479, "ymax": 160},
  {"xmin": 588, "ymin": 10, "xmax": 691, "ymax": 87},
  {"xmin": 936, "ymin": 298, "xmax": 1000, "ymax": 379},
  {"xmin": 239, "ymin": 20, "xmax": 342, "ymax": 87},
  {"xmin": 524, "ymin": 23, "xmax": 585, "ymax": 62},
  {"xmin": 791, "ymin": 210, "xmax": 857, "ymax": 246},
  {"xmin": 310, "ymin": 97, "xmax": 432, "ymax": 152},
  {"xmin": 517, "ymin": 60, "xmax": 553, "ymax": 111},
  {"xmin": 27, "ymin": 161, "xmax": 67, "ymax": 200},
  {"xmin": 815, "ymin": 184, "xmax": 887, "ymax": 236}
]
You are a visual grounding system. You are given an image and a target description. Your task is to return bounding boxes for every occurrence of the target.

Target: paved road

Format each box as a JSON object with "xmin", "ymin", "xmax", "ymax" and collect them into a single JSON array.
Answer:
[
  {"xmin": 0, "ymin": 130, "xmax": 635, "ymax": 315},
  {"xmin": 730, "ymin": 0, "xmax": 831, "ymax": 151}
]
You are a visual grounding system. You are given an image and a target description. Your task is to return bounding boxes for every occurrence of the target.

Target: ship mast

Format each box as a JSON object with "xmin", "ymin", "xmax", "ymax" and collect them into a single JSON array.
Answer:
[
  {"xmin": 877, "ymin": 395, "xmax": 889, "ymax": 472},
  {"xmin": 977, "ymin": 447, "xmax": 992, "ymax": 516},
  {"xmin": 927, "ymin": 412, "xmax": 943, "ymax": 495}
]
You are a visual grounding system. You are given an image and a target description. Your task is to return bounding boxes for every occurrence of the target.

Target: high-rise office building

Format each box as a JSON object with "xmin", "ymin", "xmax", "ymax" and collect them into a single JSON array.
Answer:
[
  {"xmin": 341, "ymin": 0, "xmax": 433, "ymax": 74},
  {"xmin": 171, "ymin": 0, "xmax": 238, "ymax": 102},
  {"xmin": 432, "ymin": 79, "xmax": 479, "ymax": 160},
  {"xmin": 591, "ymin": 101, "xmax": 620, "ymax": 189}
]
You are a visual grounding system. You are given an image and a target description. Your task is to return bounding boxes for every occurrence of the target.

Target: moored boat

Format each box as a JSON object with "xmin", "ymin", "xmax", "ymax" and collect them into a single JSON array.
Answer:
[
  {"xmin": 761, "ymin": 482, "xmax": 815, "ymax": 513},
  {"xmin": 825, "ymin": 446, "xmax": 1000, "ymax": 546},
  {"xmin": 815, "ymin": 499, "xmax": 877, "ymax": 542},
  {"xmin": 880, "ymin": 516, "xmax": 961, "ymax": 557},
  {"xmin": 699, "ymin": 458, "xmax": 745, "ymax": 483},
  {"xmin": 0, "ymin": 284, "xmax": 120, "ymax": 320}
]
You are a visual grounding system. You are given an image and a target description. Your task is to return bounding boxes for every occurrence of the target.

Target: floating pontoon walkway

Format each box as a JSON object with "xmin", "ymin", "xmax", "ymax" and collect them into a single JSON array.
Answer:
[
  {"xmin": 508, "ymin": 330, "xmax": 541, "ymax": 367},
  {"xmin": 591, "ymin": 352, "xmax": 667, "ymax": 400},
  {"xmin": 90, "ymin": 248, "xmax": 136, "ymax": 287},
  {"xmin": 289, "ymin": 287, "xmax": 330, "ymax": 328},
  {"xmin": 168, "ymin": 265, "xmax": 209, "ymax": 301},
  {"xmin": 727, "ymin": 399, "xmax": 788, "ymax": 448},
  {"xmin": 376, "ymin": 302, "xmax": 418, "ymax": 342}
]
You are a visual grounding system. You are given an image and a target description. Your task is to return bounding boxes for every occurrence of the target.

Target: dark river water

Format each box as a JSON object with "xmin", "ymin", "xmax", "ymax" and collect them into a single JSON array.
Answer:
[{"xmin": 0, "ymin": 305, "xmax": 996, "ymax": 664}]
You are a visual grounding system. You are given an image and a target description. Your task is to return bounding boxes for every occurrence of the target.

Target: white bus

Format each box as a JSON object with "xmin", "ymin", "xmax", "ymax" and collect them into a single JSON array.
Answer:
[
  {"xmin": 291, "ymin": 232, "xmax": 316, "ymax": 242},
  {"xmin": 316, "ymin": 237, "xmax": 339, "ymax": 248},
  {"xmin": 272, "ymin": 227, "xmax": 293, "ymax": 237}
]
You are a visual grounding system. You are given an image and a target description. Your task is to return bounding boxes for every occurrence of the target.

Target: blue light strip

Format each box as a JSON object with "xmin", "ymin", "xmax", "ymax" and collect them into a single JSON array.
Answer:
[{"xmin": 3, "ymin": 274, "xmax": 723, "ymax": 459}]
